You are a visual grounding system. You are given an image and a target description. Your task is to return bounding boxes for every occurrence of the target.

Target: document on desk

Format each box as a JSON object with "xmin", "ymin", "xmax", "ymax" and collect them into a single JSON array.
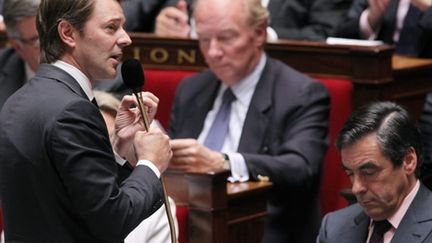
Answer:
[{"xmin": 326, "ymin": 37, "xmax": 384, "ymax": 46}]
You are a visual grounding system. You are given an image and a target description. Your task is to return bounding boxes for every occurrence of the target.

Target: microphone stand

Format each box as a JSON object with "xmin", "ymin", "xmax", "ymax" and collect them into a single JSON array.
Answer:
[{"xmin": 134, "ymin": 92, "xmax": 177, "ymax": 243}]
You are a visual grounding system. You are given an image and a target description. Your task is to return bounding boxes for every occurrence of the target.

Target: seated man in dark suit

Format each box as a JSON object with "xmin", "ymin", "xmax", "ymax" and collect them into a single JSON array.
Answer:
[
  {"xmin": 168, "ymin": 0, "xmax": 330, "ymax": 242},
  {"xmin": 155, "ymin": 0, "xmax": 351, "ymax": 40},
  {"xmin": 334, "ymin": 0, "xmax": 432, "ymax": 57},
  {"xmin": 0, "ymin": 0, "xmax": 40, "ymax": 110},
  {"xmin": 318, "ymin": 101, "xmax": 432, "ymax": 242},
  {"xmin": 0, "ymin": 0, "xmax": 129, "ymax": 111}
]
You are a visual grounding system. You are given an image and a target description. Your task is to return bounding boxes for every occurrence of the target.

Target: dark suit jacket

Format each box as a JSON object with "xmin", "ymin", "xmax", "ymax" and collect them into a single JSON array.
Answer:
[
  {"xmin": 0, "ymin": 64, "xmax": 164, "ymax": 243},
  {"xmin": 0, "ymin": 48, "xmax": 26, "ymax": 111},
  {"xmin": 121, "ymin": 0, "xmax": 168, "ymax": 32},
  {"xmin": 169, "ymin": 57, "xmax": 330, "ymax": 243},
  {"xmin": 334, "ymin": 0, "xmax": 432, "ymax": 57},
  {"xmin": 317, "ymin": 184, "xmax": 432, "ymax": 242},
  {"xmin": 166, "ymin": 0, "xmax": 350, "ymax": 40}
]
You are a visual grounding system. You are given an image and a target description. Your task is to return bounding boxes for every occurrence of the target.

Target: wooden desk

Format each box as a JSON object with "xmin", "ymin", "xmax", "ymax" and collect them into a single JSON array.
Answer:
[
  {"xmin": 164, "ymin": 169, "xmax": 272, "ymax": 243},
  {"xmin": 1, "ymin": 31, "xmax": 430, "ymax": 115},
  {"xmin": 123, "ymin": 33, "xmax": 432, "ymax": 117}
]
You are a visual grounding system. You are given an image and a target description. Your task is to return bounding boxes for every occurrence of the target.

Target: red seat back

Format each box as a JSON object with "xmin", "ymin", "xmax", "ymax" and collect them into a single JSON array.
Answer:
[
  {"xmin": 314, "ymin": 76, "xmax": 353, "ymax": 215},
  {"xmin": 144, "ymin": 69, "xmax": 196, "ymax": 130}
]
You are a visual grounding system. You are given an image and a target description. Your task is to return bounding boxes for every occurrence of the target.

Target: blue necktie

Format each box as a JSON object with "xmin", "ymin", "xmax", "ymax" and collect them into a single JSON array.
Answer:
[{"xmin": 203, "ymin": 88, "xmax": 236, "ymax": 151}]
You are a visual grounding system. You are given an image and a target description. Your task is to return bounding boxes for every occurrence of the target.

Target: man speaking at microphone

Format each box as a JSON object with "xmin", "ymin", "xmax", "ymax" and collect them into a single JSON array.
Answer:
[
  {"xmin": 168, "ymin": 0, "xmax": 330, "ymax": 242},
  {"xmin": 0, "ymin": 0, "xmax": 172, "ymax": 242}
]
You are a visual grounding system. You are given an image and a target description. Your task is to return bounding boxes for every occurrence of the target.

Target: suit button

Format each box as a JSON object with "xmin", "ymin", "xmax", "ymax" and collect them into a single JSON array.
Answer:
[{"xmin": 262, "ymin": 146, "xmax": 269, "ymax": 153}]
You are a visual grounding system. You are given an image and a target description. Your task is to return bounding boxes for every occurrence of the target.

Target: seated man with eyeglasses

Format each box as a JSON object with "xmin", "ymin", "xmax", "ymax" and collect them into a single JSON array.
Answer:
[{"xmin": 0, "ymin": 0, "xmax": 40, "ymax": 110}]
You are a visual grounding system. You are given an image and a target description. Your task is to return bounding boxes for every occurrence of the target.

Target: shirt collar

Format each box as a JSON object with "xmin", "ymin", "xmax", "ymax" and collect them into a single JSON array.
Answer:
[
  {"xmin": 386, "ymin": 180, "xmax": 420, "ymax": 229},
  {"xmin": 24, "ymin": 62, "xmax": 35, "ymax": 83},
  {"xmin": 52, "ymin": 60, "xmax": 94, "ymax": 101},
  {"xmin": 227, "ymin": 53, "xmax": 266, "ymax": 105}
]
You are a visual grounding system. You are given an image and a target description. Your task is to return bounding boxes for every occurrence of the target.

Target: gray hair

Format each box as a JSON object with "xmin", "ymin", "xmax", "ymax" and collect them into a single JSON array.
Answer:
[{"xmin": 3, "ymin": 0, "xmax": 40, "ymax": 37}]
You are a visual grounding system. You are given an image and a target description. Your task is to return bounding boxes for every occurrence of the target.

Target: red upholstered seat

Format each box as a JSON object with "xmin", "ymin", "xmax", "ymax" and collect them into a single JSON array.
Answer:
[
  {"xmin": 314, "ymin": 76, "xmax": 353, "ymax": 215},
  {"xmin": 144, "ymin": 69, "xmax": 196, "ymax": 129},
  {"xmin": 143, "ymin": 68, "xmax": 354, "ymax": 243},
  {"xmin": 175, "ymin": 206, "xmax": 189, "ymax": 243}
]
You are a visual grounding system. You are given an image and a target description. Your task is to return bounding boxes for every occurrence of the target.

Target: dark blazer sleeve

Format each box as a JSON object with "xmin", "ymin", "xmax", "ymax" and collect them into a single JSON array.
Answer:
[
  {"xmin": 334, "ymin": 0, "xmax": 368, "ymax": 39},
  {"xmin": 270, "ymin": 0, "xmax": 352, "ymax": 40},
  {"xmin": 121, "ymin": 0, "xmax": 168, "ymax": 32},
  {"xmin": 48, "ymin": 100, "xmax": 164, "ymax": 240}
]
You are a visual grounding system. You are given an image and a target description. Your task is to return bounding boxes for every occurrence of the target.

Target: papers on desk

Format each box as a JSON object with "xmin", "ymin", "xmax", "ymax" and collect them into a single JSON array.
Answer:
[{"xmin": 326, "ymin": 37, "xmax": 384, "ymax": 46}]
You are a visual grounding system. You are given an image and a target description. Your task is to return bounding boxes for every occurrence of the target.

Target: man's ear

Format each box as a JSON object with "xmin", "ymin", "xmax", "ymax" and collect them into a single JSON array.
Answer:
[
  {"xmin": 9, "ymin": 39, "xmax": 24, "ymax": 56},
  {"xmin": 403, "ymin": 147, "xmax": 417, "ymax": 175},
  {"xmin": 254, "ymin": 22, "xmax": 267, "ymax": 48},
  {"xmin": 57, "ymin": 20, "xmax": 77, "ymax": 48}
]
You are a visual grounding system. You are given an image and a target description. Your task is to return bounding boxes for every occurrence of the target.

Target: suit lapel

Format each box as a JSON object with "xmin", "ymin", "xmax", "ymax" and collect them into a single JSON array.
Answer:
[
  {"xmin": 237, "ymin": 59, "xmax": 273, "ymax": 153},
  {"xmin": 391, "ymin": 184, "xmax": 432, "ymax": 242}
]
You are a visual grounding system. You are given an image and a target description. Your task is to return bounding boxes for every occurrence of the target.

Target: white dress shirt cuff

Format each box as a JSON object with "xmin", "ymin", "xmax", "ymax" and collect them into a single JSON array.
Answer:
[
  {"xmin": 226, "ymin": 152, "xmax": 249, "ymax": 182},
  {"xmin": 360, "ymin": 9, "xmax": 378, "ymax": 40},
  {"xmin": 114, "ymin": 151, "xmax": 127, "ymax": 166},
  {"xmin": 114, "ymin": 152, "xmax": 161, "ymax": 178},
  {"xmin": 137, "ymin": 159, "xmax": 161, "ymax": 178}
]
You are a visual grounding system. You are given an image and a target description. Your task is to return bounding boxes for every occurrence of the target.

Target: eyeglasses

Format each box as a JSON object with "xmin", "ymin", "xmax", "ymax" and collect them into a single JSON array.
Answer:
[{"xmin": 12, "ymin": 35, "xmax": 40, "ymax": 47}]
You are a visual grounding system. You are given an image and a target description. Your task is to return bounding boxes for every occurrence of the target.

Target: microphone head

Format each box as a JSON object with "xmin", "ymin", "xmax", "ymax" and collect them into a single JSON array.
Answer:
[{"xmin": 121, "ymin": 58, "xmax": 145, "ymax": 92}]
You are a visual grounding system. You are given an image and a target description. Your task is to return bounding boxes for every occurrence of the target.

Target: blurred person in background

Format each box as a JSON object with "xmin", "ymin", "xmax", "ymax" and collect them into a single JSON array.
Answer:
[{"xmin": 168, "ymin": 0, "xmax": 330, "ymax": 242}]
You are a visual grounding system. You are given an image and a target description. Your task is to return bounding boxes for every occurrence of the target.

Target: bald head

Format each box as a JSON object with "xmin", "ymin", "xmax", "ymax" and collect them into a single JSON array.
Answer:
[{"xmin": 193, "ymin": 0, "xmax": 268, "ymax": 30}]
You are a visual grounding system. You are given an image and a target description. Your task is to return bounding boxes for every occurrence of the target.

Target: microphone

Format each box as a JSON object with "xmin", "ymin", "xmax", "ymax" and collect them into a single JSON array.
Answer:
[
  {"xmin": 120, "ymin": 58, "xmax": 177, "ymax": 243},
  {"xmin": 121, "ymin": 59, "xmax": 150, "ymax": 131}
]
